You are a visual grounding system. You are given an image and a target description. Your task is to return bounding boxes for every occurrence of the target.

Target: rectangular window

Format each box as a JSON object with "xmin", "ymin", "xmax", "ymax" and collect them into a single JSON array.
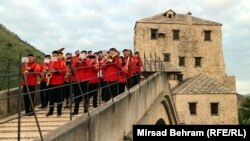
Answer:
[
  {"xmin": 195, "ymin": 57, "xmax": 202, "ymax": 67},
  {"xmin": 163, "ymin": 53, "xmax": 170, "ymax": 62},
  {"xmin": 177, "ymin": 74, "xmax": 183, "ymax": 82},
  {"xmin": 204, "ymin": 30, "xmax": 211, "ymax": 41},
  {"xmin": 151, "ymin": 29, "xmax": 158, "ymax": 40},
  {"xmin": 189, "ymin": 102, "xmax": 197, "ymax": 115},
  {"xmin": 211, "ymin": 103, "xmax": 219, "ymax": 115},
  {"xmin": 173, "ymin": 30, "xmax": 180, "ymax": 40},
  {"xmin": 179, "ymin": 56, "xmax": 185, "ymax": 66}
]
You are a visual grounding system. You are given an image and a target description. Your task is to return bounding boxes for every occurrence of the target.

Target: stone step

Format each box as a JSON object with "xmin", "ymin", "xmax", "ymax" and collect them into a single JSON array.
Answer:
[
  {"xmin": 0, "ymin": 99, "xmax": 101, "ymax": 141},
  {"xmin": 0, "ymin": 132, "xmax": 47, "ymax": 140}
]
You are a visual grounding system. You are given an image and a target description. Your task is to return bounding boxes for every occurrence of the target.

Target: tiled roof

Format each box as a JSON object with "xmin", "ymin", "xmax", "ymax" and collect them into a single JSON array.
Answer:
[
  {"xmin": 172, "ymin": 74, "xmax": 235, "ymax": 94},
  {"xmin": 136, "ymin": 12, "xmax": 222, "ymax": 26}
]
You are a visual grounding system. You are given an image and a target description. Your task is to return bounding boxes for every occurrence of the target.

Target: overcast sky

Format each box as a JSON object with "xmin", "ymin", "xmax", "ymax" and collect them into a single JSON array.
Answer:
[{"xmin": 0, "ymin": 0, "xmax": 249, "ymax": 94}]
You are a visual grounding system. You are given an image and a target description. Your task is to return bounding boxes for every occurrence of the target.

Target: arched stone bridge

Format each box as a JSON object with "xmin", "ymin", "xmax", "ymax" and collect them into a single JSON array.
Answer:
[{"xmin": 0, "ymin": 72, "xmax": 179, "ymax": 141}]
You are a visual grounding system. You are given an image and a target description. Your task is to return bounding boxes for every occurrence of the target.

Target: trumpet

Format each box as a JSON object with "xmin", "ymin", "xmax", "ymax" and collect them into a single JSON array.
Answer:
[{"xmin": 107, "ymin": 53, "xmax": 118, "ymax": 63}]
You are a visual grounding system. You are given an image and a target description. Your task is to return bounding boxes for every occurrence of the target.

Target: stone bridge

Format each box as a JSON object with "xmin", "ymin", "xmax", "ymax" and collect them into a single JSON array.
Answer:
[{"xmin": 0, "ymin": 72, "xmax": 179, "ymax": 141}]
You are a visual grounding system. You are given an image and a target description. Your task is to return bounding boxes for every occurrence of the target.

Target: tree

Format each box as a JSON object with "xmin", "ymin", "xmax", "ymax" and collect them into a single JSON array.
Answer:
[{"xmin": 239, "ymin": 97, "xmax": 250, "ymax": 125}]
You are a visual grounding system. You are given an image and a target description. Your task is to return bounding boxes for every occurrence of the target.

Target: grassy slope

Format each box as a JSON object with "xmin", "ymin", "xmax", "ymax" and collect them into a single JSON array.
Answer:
[{"xmin": 0, "ymin": 24, "xmax": 44, "ymax": 90}]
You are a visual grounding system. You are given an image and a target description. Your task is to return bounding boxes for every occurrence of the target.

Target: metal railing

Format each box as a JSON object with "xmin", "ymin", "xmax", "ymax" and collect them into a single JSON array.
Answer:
[{"xmin": 0, "ymin": 51, "xmax": 166, "ymax": 141}]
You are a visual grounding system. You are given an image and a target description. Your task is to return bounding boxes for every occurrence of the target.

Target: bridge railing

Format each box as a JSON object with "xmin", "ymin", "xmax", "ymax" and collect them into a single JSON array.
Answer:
[{"xmin": 0, "ymin": 51, "xmax": 167, "ymax": 141}]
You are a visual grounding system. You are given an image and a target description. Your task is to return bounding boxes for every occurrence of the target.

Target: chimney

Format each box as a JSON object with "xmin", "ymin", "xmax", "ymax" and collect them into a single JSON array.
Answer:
[{"xmin": 187, "ymin": 11, "xmax": 192, "ymax": 25}]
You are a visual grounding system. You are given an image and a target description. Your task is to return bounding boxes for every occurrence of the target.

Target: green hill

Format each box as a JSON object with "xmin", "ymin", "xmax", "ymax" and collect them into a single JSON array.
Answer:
[{"xmin": 0, "ymin": 23, "xmax": 44, "ymax": 90}]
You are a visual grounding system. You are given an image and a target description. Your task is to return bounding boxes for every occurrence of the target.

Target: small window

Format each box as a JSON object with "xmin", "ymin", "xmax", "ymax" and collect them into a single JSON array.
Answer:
[
  {"xmin": 195, "ymin": 57, "xmax": 202, "ymax": 67},
  {"xmin": 211, "ymin": 103, "xmax": 219, "ymax": 115},
  {"xmin": 151, "ymin": 29, "xmax": 158, "ymax": 40},
  {"xmin": 177, "ymin": 74, "xmax": 183, "ymax": 82},
  {"xmin": 179, "ymin": 57, "xmax": 185, "ymax": 66},
  {"xmin": 189, "ymin": 102, "xmax": 197, "ymax": 115},
  {"xmin": 173, "ymin": 30, "xmax": 180, "ymax": 40},
  {"xmin": 163, "ymin": 53, "xmax": 170, "ymax": 62},
  {"xmin": 204, "ymin": 30, "xmax": 211, "ymax": 41}
]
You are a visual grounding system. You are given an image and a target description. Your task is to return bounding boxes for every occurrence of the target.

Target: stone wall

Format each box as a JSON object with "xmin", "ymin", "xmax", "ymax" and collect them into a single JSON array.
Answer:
[
  {"xmin": 134, "ymin": 22, "xmax": 229, "ymax": 84},
  {"xmin": 0, "ymin": 86, "xmax": 41, "ymax": 119},
  {"xmin": 174, "ymin": 93, "xmax": 239, "ymax": 124}
]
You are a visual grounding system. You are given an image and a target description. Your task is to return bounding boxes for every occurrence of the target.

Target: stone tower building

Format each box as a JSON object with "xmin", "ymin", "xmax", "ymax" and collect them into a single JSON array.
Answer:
[{"xmin": 134, "ymin": 9, "xmax": 238, "ymax": 124}]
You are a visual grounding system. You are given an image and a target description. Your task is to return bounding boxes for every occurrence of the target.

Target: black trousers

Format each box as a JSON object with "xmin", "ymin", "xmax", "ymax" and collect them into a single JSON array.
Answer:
[
  {"xmin": 48, "ymin": 85, "xmax": 63, "ymax": 114},
  {"xmin": 127, "ymin": 76, "xmax": 134, "ymax": 89},
  {"xmin": 23, "ymin": 85, "xmax": 35, "ymax": 114},
  {"xmin": 88, "ymin": 83, "xmax": 99, "ymax": 108},
  {"xmin": 104, "ymin": 81, "xmax": 119, "ymax": 102},
  {"xmin": 119, "ymin": 83, "xmax": 126, "ymax": 94},
  {"xmin": 100, "ymin": 80, "xmax": 106, "ymax": 102},
  {"xmin": 133, "ymin": 73, "xmax": 141, "ymax": 87},
  {"xmin": 63, "ymin": 82, "xmax": 70, "ymax": 105},
  {"xmin": 40, "ymin": 82, "xmax": 49, "ymax": 107},
  {"xmin": 73, "ymin": 81, "xmax": 88, "ymax": 113}
]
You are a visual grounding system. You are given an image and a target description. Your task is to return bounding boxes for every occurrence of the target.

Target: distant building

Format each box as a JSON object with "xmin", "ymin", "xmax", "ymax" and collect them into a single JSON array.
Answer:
[{"xmin": 134, "ymin": 9, "xmax": 238, "ymax": 124}]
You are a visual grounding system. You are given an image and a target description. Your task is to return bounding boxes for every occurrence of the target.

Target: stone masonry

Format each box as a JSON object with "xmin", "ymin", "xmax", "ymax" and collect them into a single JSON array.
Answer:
[{"xmin": 134, "ymin": 9, "xmax": 238, "ymax": 124}]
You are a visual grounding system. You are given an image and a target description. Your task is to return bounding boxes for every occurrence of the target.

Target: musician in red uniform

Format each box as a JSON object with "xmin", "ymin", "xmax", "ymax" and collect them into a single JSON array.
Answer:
[
  {"xmin": 96, "ymin": 51, "xmax": 107, "ymax": 102},
  {"xmin": 22, "ymin": 54, "xmax": 40, "ymax": 115},
  {"xmin": 86, "ymin": 55, "xmax": 100, "ymax": 108},
  {"xmin": 46, "ymin": 51, "xmax": 66, "ymax": 116},
  {"xmin": 39, "ymin": 55, "xmax": 50, "ymax": 109},
  {"xmin": 133, "ymin": 51, "xmax": 143, "ymax": 86},
  {"xmin": 102, "ymin": 48, "xmax": 121, "ymax": 102},
  {"xmin": 118, "ymin": 56, "xmax": 127, "ymax": 94},
  {"xmin": 72, "ymin": 51, "xmax": 89, "ymax": 115},
  {"xmin": 122, "ymin": 49, "xmax": 134, "ymax": 89},
  {"xmin": 63, "ymin": 53, "xmax": 72, "ymax": 109}
]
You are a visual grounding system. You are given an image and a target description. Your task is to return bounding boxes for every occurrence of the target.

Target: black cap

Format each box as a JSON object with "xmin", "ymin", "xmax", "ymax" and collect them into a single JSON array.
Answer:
[
  {"xmin": 52, "ymin": 50, "xmax": 58, "ymax": 54},
  {"xmin": 45, "ymin": 55, "xmax": 51, "ymax": 58},
  {"xmin": 27, "ymin": 54, "xmax": 34, "ymax": 57},
  {"xmin": 81, "ymin": 50, "xmax": 87, "ymax": 54},
  {"xmin": 88, "ymin": 55, "xmax": 96, "ymax": 59},
  {"xmin": 109, "ymin": 48, "xmax": 117, "ymax": 52}
]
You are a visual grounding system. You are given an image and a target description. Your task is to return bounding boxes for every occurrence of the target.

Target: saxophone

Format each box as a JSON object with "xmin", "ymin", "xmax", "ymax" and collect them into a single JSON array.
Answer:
[{"xmin": 46, "ymin": 59, "xmax": 55, "ymax": 86}]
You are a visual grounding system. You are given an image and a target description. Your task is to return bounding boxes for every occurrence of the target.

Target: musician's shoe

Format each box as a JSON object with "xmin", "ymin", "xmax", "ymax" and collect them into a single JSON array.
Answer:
[
  {"xmin": 71, "ymin": 112, "xmax": 78, "ymax": 115},
  {"xmin": 57, "ymin": 112, "xmax": 62, "ymax": 116},
  {"xmin": 46, "ymin": 112, "xmax": 53, "ymax": 117}
]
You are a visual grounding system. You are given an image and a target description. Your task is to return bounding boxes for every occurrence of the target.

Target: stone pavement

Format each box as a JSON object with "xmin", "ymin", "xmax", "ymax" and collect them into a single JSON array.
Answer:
[{"xmin": 0, "ymin": 102, "xmax": 98, "ymax": 141}]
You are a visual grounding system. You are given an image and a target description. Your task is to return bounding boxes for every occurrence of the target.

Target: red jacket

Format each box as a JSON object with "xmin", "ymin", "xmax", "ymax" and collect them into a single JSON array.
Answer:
[
  {"xmin": 133, "ymin": 56, "xmax": 142, "ymax": 73},
  {"xmin": 119, "ymin": 66, "xmax": 127, "ymax": 83},
  {"xmin": 49, "ymin": 60, "xmax": 66, "ymax": 85},
  {"xmin": 86, "ymin": 60, "xmax": 99, "ymax": 84},
  {"xmin": 102, "ymin": 56, "xmax": 121, "ymax": 82},
  {"xmin": 124, "ymin": 56, "xmax": 134, "ymax": 77},
  {"xmin": 98, "ymin": 57, "xmax": 107, "ymax": 80},
  {"xmin": 22, "ymin": 62, "xmax": 40, "ymax": 86}
]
